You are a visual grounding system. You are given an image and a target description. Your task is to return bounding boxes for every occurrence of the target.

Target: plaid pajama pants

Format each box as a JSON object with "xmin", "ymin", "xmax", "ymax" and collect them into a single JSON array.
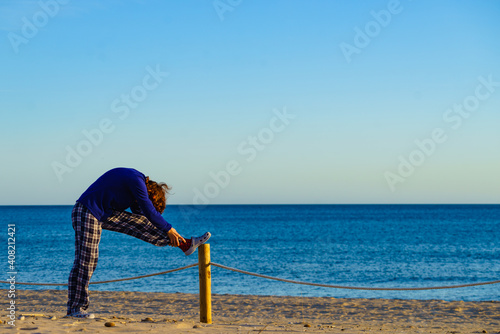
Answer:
[{"xmin": 67, "ymin": 202, "xmax": 171, "ymax": 314}]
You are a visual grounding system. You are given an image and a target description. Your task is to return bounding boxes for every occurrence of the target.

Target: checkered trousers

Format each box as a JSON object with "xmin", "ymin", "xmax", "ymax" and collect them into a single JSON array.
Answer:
[{"xmin": 67, "ymin": 202, "xmax": 171, "ymax": 314}]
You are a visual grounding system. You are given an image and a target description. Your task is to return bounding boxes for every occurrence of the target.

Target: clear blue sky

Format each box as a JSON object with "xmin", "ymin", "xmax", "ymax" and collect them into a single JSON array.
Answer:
[{"xmin": 1, "ymin": 0, "xmax": 499, "ymax": 205}]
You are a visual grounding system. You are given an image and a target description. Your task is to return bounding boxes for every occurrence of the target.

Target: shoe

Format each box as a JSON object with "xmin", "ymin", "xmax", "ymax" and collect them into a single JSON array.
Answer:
[
  {"xmin": 184, "ymin": 232, "xmax": 211, "ymax": 256},
  {"xmin": 65, "ymin": 311, "xmax": 95, "ymax": 319}
]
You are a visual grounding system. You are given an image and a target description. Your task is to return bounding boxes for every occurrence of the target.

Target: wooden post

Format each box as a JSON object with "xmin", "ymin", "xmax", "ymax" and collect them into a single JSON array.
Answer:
[{"xmin": 198, "ymin": 244, "xmax": 212, "ymax": 324}]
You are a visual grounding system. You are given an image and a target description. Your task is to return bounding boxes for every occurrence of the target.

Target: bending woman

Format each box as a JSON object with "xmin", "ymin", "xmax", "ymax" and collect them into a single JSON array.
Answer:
[{"xmin": 66, "ymin": 167, "xmax": 210, "ymax": 318}]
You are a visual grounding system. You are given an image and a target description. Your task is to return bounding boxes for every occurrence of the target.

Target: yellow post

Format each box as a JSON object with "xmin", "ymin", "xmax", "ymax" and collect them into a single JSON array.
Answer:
[{"xmin": 198, "ymin": 244, "xmax": 212, "ymax": 324}]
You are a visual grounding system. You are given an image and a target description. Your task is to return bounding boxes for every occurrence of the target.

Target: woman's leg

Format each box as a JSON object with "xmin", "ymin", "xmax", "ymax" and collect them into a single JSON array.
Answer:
[
  {"xmin": 67, "ymin": 203, "xmax": 102, "ymax": 315},
  {"xmin": 101, "ymin": 210, "xmax": 171, "ymax": 246},
  {"xmin": 102, "ymin": 210, "xmax": 210, "ymax": 255}
]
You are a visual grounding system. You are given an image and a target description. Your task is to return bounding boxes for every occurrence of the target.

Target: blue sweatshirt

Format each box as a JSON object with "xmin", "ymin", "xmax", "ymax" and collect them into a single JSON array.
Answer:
[{"xmin": 77, "ymin": 168, "xmax": 172, "ymax": 232}]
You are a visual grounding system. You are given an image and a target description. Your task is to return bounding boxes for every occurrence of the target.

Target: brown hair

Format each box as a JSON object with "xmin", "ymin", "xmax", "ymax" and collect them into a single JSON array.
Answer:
[{"xmin": 145, "ymin": 177, "xmax": 171, "ymax": 214}]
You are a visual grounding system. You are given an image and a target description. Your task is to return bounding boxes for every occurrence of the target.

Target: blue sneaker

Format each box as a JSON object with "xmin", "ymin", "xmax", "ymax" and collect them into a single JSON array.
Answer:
[
  {"xmin": 184, "ymin": 232, "xmax": 211, "ymax": 256},
  {"xmin": 65, "ymin": 310, "xmax": 95, "ymax": 319}
]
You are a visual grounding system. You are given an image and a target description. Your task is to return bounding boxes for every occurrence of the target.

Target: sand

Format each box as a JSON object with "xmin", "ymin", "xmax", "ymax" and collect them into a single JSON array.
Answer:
[{"xmin": 0, "ymin": 289, "xmax": 499, "ymax": 333}]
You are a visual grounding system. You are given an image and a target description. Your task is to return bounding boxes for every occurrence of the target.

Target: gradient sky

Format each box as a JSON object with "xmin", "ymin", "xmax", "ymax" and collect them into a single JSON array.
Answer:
[{"xmin": 1, "ymin": 0, "xmax": 499, "ymax": 205}]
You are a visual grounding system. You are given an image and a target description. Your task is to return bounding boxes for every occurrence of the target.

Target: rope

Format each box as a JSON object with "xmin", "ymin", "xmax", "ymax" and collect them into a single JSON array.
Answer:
[
  {"xmin": 209, "ymin": 262, "xmax": 500, "ymax": 291},
  {"xmin": 0, "ymin": 263, "xmax": 198, "ymax": 286},
  {"xmin": 2, "ymin": 261, "xmax": 499, "ymax": 291}
]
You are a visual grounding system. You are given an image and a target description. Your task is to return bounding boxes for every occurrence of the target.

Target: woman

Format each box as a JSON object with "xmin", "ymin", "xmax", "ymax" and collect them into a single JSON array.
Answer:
[{"xmin": 66, "ymin": 167, "xmax": 210, "ymax": 318}]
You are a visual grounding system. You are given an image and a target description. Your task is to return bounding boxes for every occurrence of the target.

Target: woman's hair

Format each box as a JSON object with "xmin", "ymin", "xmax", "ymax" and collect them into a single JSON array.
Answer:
[{"xmin": 145, "ymin": 177, "xmax": 171, "ymax": 214}]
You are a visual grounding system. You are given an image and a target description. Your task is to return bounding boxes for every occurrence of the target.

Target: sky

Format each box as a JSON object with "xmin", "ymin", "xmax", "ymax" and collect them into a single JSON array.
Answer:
[{"xmin": 0, "ymin": 0, "xmax": 499, "ymax": 205}]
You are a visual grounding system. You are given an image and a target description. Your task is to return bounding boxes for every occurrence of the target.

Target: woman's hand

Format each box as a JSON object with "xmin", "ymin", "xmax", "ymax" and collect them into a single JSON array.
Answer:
[{"xmin": 166, "ymin": 228, "xmax": 186, "ymax": 247}]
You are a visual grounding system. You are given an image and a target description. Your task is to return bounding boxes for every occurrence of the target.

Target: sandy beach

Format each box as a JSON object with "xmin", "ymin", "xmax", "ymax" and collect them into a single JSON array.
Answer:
[{"xmin": 0, "ymin": 289, "xmax": 498, "ymax": 333}]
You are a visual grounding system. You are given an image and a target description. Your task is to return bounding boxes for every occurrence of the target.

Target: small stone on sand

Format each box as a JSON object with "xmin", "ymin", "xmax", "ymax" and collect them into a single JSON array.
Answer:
[
  {"xmin": 104, "ymin": 322, "xmax": 116, "ymax": 327},
  {"xmin": 142, "ymin": 317, "xmax": 154, "ymax": 322}
]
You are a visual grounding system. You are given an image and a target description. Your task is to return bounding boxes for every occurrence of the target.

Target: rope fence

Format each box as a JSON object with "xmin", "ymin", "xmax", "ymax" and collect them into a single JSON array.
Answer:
[
  {"xmin": 2, "ymin": 261, "xmax": 498, "ymax": 291},
  {"xmin": 0, "ymin": 264, "xmax": 198, "ymax": 286},
  {"xmin": 209, "ymin": 262, "xmax": 500, "ymax": 291},
  {"xmin": 2, "ymin": 244, "xmax": 499, "ymax": 323}
]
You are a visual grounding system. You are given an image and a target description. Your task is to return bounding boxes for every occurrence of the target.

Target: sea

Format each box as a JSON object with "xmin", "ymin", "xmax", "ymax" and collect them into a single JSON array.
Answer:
[{"xmin": 1, "ymin": 204, "xmax": 499, "ymax": 301}]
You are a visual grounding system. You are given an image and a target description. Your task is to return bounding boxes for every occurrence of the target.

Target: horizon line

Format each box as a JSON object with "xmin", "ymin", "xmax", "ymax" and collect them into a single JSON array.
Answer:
[{"xmin": 0, "ymin": 203, "xmax": 499, "ymax": 207}]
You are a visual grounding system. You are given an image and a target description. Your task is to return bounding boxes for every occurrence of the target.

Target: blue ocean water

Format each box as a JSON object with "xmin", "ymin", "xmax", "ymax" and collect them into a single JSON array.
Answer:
[{"xmin": 1, "ymin": 205, "xmax": 499, "ymax": 301}]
